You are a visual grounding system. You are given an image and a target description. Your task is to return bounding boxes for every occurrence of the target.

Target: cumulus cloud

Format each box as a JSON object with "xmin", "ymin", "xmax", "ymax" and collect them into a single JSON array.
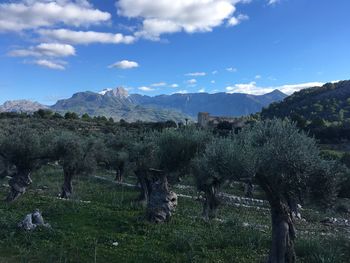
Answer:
[
  {"xmin": 185, "ymin": 72, "xmax": 206, "ymax": 77},
  {"xmin": 9, "ymin": 43, "xmax": 75, "ymax": 57},
  {"xmin": 170, "ymin": 84, "xmax": 179, "ymax": 88},
  {"xmin": 0, "ymin": 0, "xmax": 111, "ymax": 32},
  {"xmin": 108, "ymin": 60, "xmax": 139, "ymax": 69},
  {"xmin": 138, "ymin": 86, "xmax": 154, "ymax": 92},
  {"xmin": 34, "ymin": 59, "xmax": 66, "ymax": 70},
  {"xmin": 39, "ymin": 29, "xmax": 135, "ymax": 45},
  {"xmin": 226, "ymin": 81, "xmax": 325, "ymax": 95},
  {"xmin": 117, "ymin": 0, "xmax": 249, "ymax": 40},
  {"xmin": 198, "ymin": 88, "xmax": 206, "ymax": 93}
]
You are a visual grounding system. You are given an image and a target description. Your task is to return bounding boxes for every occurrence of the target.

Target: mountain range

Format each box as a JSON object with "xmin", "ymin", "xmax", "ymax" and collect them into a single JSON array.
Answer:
[{"xmin": 0, "ymin": 87, "xmax": 287, "ymax": 122}]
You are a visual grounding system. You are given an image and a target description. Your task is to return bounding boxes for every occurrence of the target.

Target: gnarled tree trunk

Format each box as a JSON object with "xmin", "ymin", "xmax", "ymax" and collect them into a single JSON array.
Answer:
[
  {"xmin": 269, "ymin": 204, "xmax": 296, "ymax": 263},
  {"xmin": 287, "ymin": 196, "xmax": 301, "ymax": 220},
  {"xmin": 60, "ymin": 170, "xmax": 73, "ymax": 199},
  {"xmin": 147, "ymin": 172, "xmax": 177, "ymax": 223},
  {"xmin": 244, "ymin": 180, "xmax": 254, "ymax": 198},
  {"xmin": 115, "ymin": 168, "xmax": 122, "ymax": 182},
  {"xmin": 6, "ymin": 170, "xmax": 32, "ymax": 202},
  {"xmin": 202, "ymin": 185, "xmax": 220, "ymax": 220},
  {"xmin": 257, "ymin": 173, "xmax": 296, "ymax": 263},
  {"xmin": 135, "ymin": 169, "xmax": 152, "ymax": 206}
]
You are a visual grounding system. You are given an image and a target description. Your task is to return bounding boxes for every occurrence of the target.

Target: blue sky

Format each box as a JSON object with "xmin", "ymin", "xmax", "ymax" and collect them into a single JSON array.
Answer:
[{"xmin": 0, "ymin": 0, "xmax": 349, "ymax": 105}]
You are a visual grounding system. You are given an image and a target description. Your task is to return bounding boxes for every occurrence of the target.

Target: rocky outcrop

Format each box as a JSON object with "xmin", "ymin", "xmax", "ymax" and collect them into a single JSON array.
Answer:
[{"xmin": 18, "ymin": 209, "xmax": 51, "ymax": 231}]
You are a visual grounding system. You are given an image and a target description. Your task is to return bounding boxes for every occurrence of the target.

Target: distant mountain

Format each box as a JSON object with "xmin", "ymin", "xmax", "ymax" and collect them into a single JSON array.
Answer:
[
  {"xmin": 130, "ymin": 89, "xmax": 287, "ymax": 117},
  {"xmin": 1, "ymin": 87, "xmax": 287, "ymax": 123},
  {"xmin": 51, "ymin": 88, "xmax": 190, "ymax": 123},
  {"xmin": 0, "ymin": 100, "xmax": 48, "ymax": 113},
  {"xmin": 261, "ymin": 80, "xmax": 350, "ymax": 123}
]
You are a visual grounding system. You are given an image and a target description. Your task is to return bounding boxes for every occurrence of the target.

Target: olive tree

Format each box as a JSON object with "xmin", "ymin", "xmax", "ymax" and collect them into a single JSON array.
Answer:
[
  {"xmin": 242, "ymin": 119, "xmax": 346, "ymax": 263},
  {"xmin": 103, "ymin": 134, "xmax": 131, "ymax": 182},
  {"xmin": 54, "ymin": 132, "xmax": 101, "ymax": 199},
  {"xmin": 129, "ymin": 134, "xmax": 158, "ymax": 206},
  {"xmin": 0, "ymin": 127, "xmax": 53, "ymax": 202},
  {"xmin": 192, "ymin": 137, "xmax": 241, "ymax": 219},
  {"xmin": 146, "ymin": 127, "xmax": 210, "ymax": 222}
]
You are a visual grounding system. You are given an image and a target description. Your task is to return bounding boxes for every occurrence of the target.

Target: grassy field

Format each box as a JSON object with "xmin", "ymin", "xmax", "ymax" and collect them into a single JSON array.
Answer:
[{"xmin": 0, "ymin": 166, "xmax": 349, "ymax": 263}]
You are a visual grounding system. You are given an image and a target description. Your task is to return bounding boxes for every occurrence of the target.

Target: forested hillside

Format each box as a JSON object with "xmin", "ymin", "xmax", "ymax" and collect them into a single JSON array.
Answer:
[{"xmin": 261, "ymin": 81, "xmax": 350, "ymax": 142}]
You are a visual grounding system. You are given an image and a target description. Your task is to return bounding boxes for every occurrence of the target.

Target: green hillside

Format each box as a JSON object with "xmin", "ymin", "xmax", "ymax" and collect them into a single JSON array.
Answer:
[{"xmin": 261, "ymin": 80, "xmax": 350, "ymax": 142}]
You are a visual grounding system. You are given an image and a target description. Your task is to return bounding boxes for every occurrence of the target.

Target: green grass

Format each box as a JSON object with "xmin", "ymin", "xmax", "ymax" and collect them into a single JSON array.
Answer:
[{"xmin": 0, "ymin": 166, "xmax": 349, "ymax": 263}]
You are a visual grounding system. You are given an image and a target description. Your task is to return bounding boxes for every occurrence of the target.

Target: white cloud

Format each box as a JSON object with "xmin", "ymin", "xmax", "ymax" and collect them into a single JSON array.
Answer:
[
  {"xmin": 0, "ymin": 0, "xmax": 111, "ymax": 32},
  {"xmin": 211, "ymin": 80, "xmax": 216, "ymax": 84},
  {"xmin": 228, "ymin": 14, "xmax": 249, "ymax": 26},
  {"xmin": 255, "ymin": 75, "xmax": 262, "ymax": 79},
  {"xmin": 198, "ymin": 88, "xmax": 206, "ymax": 93},
  {"xmin": 108, "ymin": 60, "xmax": 139, "ymax": 69},
  {"xmin": 39, "ymin": 29, "xmax": 136, "ymax": 45},
  {"xmin": 138, "ymin": 86, "xmax": 154, "ymax": 92},
  {"xmin": 9, "ymin": 43, "xmax": 75, "ymax": 57},
  {"xmin": 187, "ymin": 79, "xmax": 197, "ymax": 85},
  {"xmin": 34, "ymin": 59, "xmax": 66, "ymax": 70},
  {"xmin": 117, "ymin": 0, "xmax": 249, "ymax": 40},
  {"xmin": 212, "ymin": 70, "xmax": 218, "ymax": 75},
  {"xmin": 226, "ymin": 67, "xmax": 237, "ymax": 72},
  {"xmin": 170, "ymin": 84, "xmax": 179, "ymax": 88},
  {"xmin": 226, "ymin": 81, "xmax": 325, "ymax": 95},
  {"xmin": 185, "ymin": 72, "xmax": 206, "ymax": 77},
  {"xmin": 267, "ymin": 0, "xmax": 280, "ymax": 5},
  {"xmin": 151, "ymin": 82, "xmax": 167, "ymax": 87},
  {"xmin": 277, "ymin": 82, "xmax": 325, "ymax": 94}
]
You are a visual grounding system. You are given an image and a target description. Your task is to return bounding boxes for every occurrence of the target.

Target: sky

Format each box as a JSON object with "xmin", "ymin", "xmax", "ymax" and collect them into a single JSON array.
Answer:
[{"xmin": 0, "ymin": 0, "xmax": 349, "ymax": 105}]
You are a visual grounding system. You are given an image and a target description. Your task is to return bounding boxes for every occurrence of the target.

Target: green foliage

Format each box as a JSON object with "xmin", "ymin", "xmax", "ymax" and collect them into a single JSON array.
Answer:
[
  {"xmin": 261, "ymin": 80, "xmax": 350, "ymax": 142},
  {"xmin": 239, "ymin": 119, "xmax": 347, "ymax": 207},
  {"xmin": 155, "ymin": 127, "xmax": 211, "ymax": 176},
  {"xmin": 192, "ymin": 137, "xmax": 243, "ymax": 191},
  {"xmin": 53, "ymin": 132, "xmax": 101, "ymax": 176},
  {"xmin": 0, "ymin": 126, "xmax": 52, "ymax": 172},
  {"xmin": 64, "ymin": 111, "xmax": 79, "ymax": 120}
]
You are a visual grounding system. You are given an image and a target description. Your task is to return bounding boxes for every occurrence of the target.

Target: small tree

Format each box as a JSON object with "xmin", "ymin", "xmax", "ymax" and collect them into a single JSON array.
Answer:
[
  {"xmin": 147, "ymin": 127, "xmax": 210, "ymax": 222},
  {"xmin": 103, "ymin": 133, "xmax": 132, "ymax": 182},
  {"xmin": 192, "ymin": 137, "xmax": 241, "ymax": 219},
  {"xmin": 129, "ymin": 134, "xmax": 158, "ymax": 206},
  {"xmin": 54, "ymin": 132, "xmax": 100, "ymax": 199},
  {"xmin": 0, "ymin": 127, "xmax": 53, "ymax": 202}
]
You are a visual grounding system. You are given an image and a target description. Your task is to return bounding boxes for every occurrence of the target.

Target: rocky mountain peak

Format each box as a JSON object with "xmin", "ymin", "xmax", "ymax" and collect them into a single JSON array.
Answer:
[{"xmin": 105, "ymin": 87, "xmax": 129, "ymax": 98}]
